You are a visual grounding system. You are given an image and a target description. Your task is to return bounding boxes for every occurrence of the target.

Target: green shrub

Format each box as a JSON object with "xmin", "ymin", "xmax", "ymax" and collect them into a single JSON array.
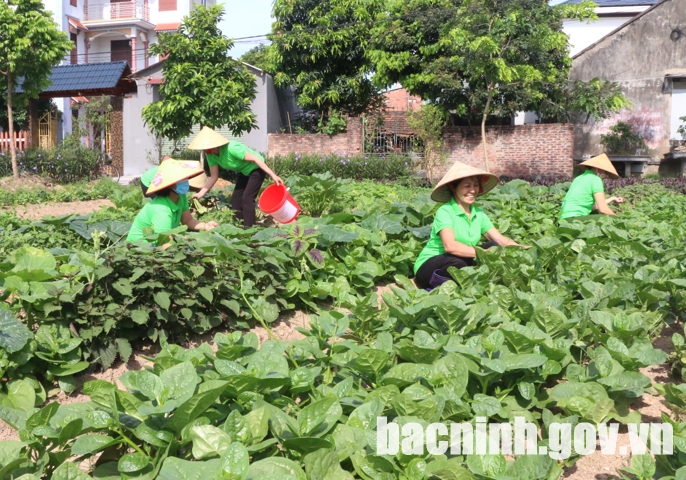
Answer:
[
  {"xmin": 600, "ymin": 121, "xmax": 648, "ymax": 155},
  {"xmin": 267, "ymin": 152, "xmax": 414, "ymax": 181}
]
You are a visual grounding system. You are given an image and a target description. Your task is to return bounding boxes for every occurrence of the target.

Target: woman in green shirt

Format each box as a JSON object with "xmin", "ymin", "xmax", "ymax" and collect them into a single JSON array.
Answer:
[
  {"xmin": 187, "ymin": 127, "xmax": 283, "ymax": 228},
  {"xmin": 126, "ymin": 159, "xmax": 218, "ymax": 246},
  {"xmin": 414, "ymin": 162, "xmax": 528, "ymax": 290},
  {"xmin": 560, "ymin": 154, "xmax": 624, "ymax": 220}
]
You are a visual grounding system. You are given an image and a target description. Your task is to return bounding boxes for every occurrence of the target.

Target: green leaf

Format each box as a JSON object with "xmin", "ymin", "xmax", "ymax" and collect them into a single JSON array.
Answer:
[
  {"xmin": 303, "ymin": 448, "xmax": 355, "ymax": 480},
  {"xmin": 190, "ymin": 425, "xmax": 232, "ymax": 460},
  {"xmin": 119, "ymin": 370, "xmax": 164, "ymax": 400},
  {"xmin": 471, "ymin": 394, "xmax": 501, "ymax": 417},
  {"xmin": 158, "ymin": 457, "xmax": 220, "ymax": 480},
  {"xmin": 297, "ymin": 395, "xmax": 342, "ymax": 437},
  {"xmin": 246, "ymin": 457, "xmax": 306, "ymax": 480},
  {"xmin": 154, "ymin": 291, "xmax": 171, "ymax": 310},
  {"xmin": 166, "ymin": 382, "xmax": 228, "ymax": 433},
  {"xmin": 116, "ymin": 338, "xmax": 132, "ymax": 364},
  {"xmin": 218, "ymin": 442, "xmax": 250, "ymax": 480},
  {"xmin": 52, "ymin": 462, "xmax": 92, "ymax": 480},
  {"xmin": 198, "ymin": 287, "xmax": 213, "ymax": 303},
  {"xmin": 118, "ymin": 452, "xmax": 150, "ymax": 473},
  {"xmin": 71, "ymin": 435, "xmax": 116, "ymax": 456},
  {"xmin": 0, "ymin": 310, "xmax": 32, "ymax": 353},
  {"xmin": 7, "ymin": 379, "xmax": 36, "ymax": 412}
]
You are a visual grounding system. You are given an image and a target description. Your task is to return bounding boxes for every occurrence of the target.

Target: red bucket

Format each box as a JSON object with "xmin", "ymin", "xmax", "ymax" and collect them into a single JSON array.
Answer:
[{"xmin": 258, "ymin": 184, "xmax": 300, "ymax": 224}]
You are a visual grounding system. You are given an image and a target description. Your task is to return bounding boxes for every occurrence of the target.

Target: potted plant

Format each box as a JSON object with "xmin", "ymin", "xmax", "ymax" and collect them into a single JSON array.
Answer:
[{"xmin": 599, "ymin": 121, "xmax": 650, "ymax": 177}]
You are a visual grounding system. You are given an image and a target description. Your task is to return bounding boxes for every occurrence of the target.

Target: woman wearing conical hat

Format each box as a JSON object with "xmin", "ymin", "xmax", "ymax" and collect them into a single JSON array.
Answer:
[
  {"xmin": 187, "ymin": 127, "xmax": 284, "ymax": 228},
  {"xmin": 559, "ymin": 154, "xmax": 625, "ymax": 220},
  {"xmin": 126, "ymin": 159, "xmax": 219, "ymax": 246},
  {"xmin": 414, "ymin": 162, "xmax": 529, "ymax": 290}
]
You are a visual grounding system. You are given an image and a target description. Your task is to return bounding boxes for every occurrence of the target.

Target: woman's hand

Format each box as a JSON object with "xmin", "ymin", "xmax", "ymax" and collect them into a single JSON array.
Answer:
[
  {"xmin": 198, "ymin": 221, "xmax": 218, "ymax": 231},
  {"xmin": 271, "ymin": 174, "xmax": 284, "ymax": 186}
]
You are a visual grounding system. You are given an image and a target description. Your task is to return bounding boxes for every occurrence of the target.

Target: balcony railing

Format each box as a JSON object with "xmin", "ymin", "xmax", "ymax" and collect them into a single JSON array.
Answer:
[{"xmin": 84, "ymin": 2, "xmax": 149, "ymax": 22}]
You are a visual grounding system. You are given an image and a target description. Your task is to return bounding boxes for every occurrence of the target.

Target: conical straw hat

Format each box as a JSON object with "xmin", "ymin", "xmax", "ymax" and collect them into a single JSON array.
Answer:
[
  {"xmin": 579, "ymin": 154, "xmax": 619, "ymax": 179},
  {"xmin": 187, "ymin": 126, "xmax": 230, "ymax": 150},
  {"xmin": 146, "ymin": 159, "xmax": 205, "ymax": 195},
  {"xmin": 177, "ymin": 159, "xmax": 207, "ymax": 189},
  {"xmin": 431, "ymin": 161, "xmax": 499, "ymax": 203}
]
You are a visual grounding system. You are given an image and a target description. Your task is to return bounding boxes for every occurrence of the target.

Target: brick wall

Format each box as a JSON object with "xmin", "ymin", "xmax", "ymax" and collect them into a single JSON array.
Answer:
[
  {"xmin": 268, "ymin": 117, "xmax": 363, "ymax": 157},
  {"xmin": 382, "ymin": 88, "xmax": 422, "ymax": 112},
  {"xmin": 110, "ymin": 96, "xmax": 124, "ymax": 174},
  {"xmin": 440, "ymin": 124, "xmax": 574, "ymax": 178},
  {"xmin": 268, "ymin": 116, "xmax": 574, "ymax": 178}
]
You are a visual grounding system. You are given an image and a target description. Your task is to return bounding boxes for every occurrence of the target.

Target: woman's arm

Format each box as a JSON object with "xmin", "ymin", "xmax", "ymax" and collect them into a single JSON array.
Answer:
[
  {"xmin": 439, "ymin": 229, "xmax": 477, "ymax": 258},
  {"xmin": 484, "ymin": 228, "xmax": 528, "ymax": 247},
  {"xmin": 593, "ymin": 192, "xmax": 616, "ymax": 215},
  {"xmin": 244, "ymin": 151, "xmax": 283, "ymax": 185},
  {"xmin": 192, "ymin": 164, "xmax": 220, "ymax": 199},
  {"xmin": 181, "ymin": 210, "xmax": 218, "ymax": 231}
]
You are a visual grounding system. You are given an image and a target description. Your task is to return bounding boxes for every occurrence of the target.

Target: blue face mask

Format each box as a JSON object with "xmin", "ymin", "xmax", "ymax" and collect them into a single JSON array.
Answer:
[{"xmin": 173, "ymin": 180, "xmax": 190, "ymax": 195}]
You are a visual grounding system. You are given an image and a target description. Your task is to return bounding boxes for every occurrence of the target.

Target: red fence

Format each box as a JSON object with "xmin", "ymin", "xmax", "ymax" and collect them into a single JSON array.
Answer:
[{"xmin": 0, "ymin": 131, "xmax": 28, "ymax": 153}]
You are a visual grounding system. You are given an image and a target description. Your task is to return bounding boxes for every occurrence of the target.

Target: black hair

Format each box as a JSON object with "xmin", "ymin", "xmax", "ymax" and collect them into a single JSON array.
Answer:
[{"xmin": 153, "ymin": 187, "xmax": 174, "ymax": 197}]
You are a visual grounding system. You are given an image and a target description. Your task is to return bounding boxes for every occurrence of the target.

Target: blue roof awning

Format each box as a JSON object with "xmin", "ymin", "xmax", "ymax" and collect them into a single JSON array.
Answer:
[{"xmin": 16, "ymin": 61, "xmax": 136, "ymax": 97}]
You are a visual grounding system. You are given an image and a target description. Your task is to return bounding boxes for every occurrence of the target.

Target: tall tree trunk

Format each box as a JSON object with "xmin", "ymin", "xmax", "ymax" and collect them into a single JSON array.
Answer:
[
  {"xmin": 7, "ymin": 74, "xmax": 18, "ymax": 179},
  {"xmin": 481, "ymin": 88, "xmax": 494, "ymax": 173}
]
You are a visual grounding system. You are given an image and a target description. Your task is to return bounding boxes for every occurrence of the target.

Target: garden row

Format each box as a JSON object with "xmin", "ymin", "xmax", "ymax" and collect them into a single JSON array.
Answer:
[{"xmin": 1, "ymin": 179, "xmax": 686, "ymax": 479}]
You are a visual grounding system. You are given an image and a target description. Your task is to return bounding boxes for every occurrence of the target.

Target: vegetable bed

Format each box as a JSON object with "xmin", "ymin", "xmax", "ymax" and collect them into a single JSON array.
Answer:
[{"xmin": 1, "ymin": 178, "xmax": 686, "ymax": 479}]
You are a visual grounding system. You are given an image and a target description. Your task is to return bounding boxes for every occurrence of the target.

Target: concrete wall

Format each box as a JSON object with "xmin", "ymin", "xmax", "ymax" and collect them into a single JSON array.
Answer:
[
  {"xmin": 569, "ymin": 0, "xmax": 686, "ymax": 170},
  {"xmin": 123, "ymin": 63, "xmax": 163, "ymax": 176}
]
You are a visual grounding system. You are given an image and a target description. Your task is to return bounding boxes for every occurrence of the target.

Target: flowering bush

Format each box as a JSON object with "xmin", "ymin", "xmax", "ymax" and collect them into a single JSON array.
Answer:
[{"xmin": 266, "ymin": 152, "xmax": 415, "ymax": 181}]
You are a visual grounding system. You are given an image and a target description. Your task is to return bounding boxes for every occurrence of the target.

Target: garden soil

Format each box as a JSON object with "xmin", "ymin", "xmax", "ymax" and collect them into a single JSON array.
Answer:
[
  {"xmin": 0, "ymin": 295, "xmax": 680, "ymax": 480},
  {"xmin": 9, "ymin": 199, "xmax": 115, "ymax": 220}
]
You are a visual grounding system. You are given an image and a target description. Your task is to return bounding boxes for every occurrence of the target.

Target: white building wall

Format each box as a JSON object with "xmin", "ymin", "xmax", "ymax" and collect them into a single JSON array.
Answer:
[{"xmin": 563, "ymin": 16, "xmax": 636, "ymax": 56}]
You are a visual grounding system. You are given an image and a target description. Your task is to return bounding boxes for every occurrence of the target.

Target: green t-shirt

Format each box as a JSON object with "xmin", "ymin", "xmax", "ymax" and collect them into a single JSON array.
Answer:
[
  {"xmin": 560, "ymin": 170, "xmax": 604, "ymax": 220},
  {"xmin": 414, "ymin": 198, "xmax": 495, "ymax": 274},
  {"xmin": 206, "ymin": 141, "xmax": 262, "ymax": 176},
  {"xmin": 126, "ymin": 194, "xmax": 189, "ymax": 242},
  {"xmin": 140, "ymin": 167, "xmax": 159, "ymax": 188}
]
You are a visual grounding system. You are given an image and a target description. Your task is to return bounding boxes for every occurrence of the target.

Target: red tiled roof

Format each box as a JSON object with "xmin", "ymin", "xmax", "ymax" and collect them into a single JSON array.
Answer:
[
  {"xmin": 154, "ymin": 23, "xmax": 180, "ymax": 32},
  {"xmin": 67, "ymin": 16, "xmax": 88, "ymax": 31}
]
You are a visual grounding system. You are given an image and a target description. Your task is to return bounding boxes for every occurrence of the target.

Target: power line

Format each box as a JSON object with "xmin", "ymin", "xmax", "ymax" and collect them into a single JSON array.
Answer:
[{"xmin": 67, "ymin": 7, "xmax": 457, "ymax": 57}]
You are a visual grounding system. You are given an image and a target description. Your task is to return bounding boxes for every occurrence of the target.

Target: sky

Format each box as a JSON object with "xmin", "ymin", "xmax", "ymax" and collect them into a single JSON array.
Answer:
[
  {"xmin": 217, "ymin": 0, "xmax": 570, "ymax": 59},
  {"xmin": 217, "ymin": 0, "xmax": 274, "ymax": 59}
]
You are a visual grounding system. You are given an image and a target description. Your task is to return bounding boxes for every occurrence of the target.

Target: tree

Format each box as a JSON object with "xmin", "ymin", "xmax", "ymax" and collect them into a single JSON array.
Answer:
[
  {"xmin": 369, "ymin": 0, "xmax": 609, "ymax": 171},
  {"xmin": 142, "ymin": 5, "xmax": 257, "ymax": 141},
  {"xmin": 270, "ymin": 0, "xmax": 384, "ymax": 131},
  {"xmin": 0, "ymin": 0, "xmax": 72, "ymax": 179},
  {"xmin": 407, "ymin": 104, "xmax": 449, "ymax": 182},
  {"xmin": 239, "ymin": 44, "xmax": 274, "ymax": 74}
]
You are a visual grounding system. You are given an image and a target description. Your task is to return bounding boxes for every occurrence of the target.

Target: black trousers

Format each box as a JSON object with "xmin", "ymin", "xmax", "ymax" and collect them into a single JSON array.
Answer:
[
  {"xmin": 415, "ymin": 241, "xmax": 500, "ymax": 289},
  {"xmin": 231, "ymin": 168, "xmax": 266, "ymax": 228}
]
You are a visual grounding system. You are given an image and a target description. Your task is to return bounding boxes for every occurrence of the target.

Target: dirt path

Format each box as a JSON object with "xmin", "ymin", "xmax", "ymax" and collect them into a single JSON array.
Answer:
[{"xmin": 8, "ymin": 199, "xmax": 115, "ymax": 220}]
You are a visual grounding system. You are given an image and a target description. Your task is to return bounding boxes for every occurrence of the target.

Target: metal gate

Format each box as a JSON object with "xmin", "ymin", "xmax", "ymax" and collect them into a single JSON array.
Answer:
[
  {"xmin": 362, "ymin": 111, "xmax": 424, "ymax": 156},
  {"xmin": 38, "ymin": 110, "xmax": 58, "ymax": 149}
]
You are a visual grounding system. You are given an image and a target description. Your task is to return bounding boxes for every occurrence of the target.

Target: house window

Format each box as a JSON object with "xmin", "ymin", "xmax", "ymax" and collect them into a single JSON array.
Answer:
[
  {"xmin": 111, "ymin": 39, "xmax": 131, "ymax": 64},
  {"xmin": 671, "ymin": 79, "xmax": 686, "ymax": 141},
  {"xmin": 70, "ymin": 33, "xmax": 78, "ymax": 65},
  {"xmin": 70, "ymin": 0, "xmax": 76, "ymax": 6},
  {"xmin": 159, "ymin": 0, "xmax": 176, "ymax": 11}
]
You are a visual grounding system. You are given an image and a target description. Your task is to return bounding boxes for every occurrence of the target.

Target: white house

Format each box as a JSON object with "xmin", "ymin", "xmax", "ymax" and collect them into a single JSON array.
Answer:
[
  {"xmin": 41, "ymin": 0, "xmax": 214, "ymax": 139},
  {"xmin": 561, "ymin": 0, "xmax": 659, "ymax": 56},
  {"xmin": 123, "ymin": 60, "xmax": 299, "ymax": 176},
  {"xmin": 514, "ymin": 0, "xmax": 658, "ymax": 125}
]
